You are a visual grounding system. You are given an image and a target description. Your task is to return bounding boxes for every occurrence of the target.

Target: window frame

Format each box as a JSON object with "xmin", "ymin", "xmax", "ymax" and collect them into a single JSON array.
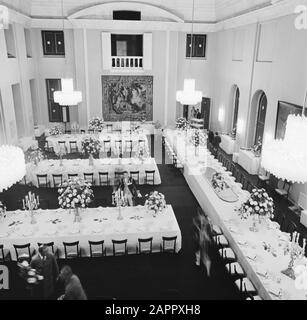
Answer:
[
  {"xmin": 254, "ymin": 92, "xmax": 267, "ymax": 146},
  {"xmin": 42, "ymin": 31, "xmax": 65, "ymax": 56},
  {"xmin": 186, "ymin": 34, "xmax": 207, "ymax": 59}
]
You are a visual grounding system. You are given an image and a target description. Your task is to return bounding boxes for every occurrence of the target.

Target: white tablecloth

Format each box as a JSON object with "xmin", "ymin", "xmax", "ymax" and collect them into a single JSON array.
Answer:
[
  {"xmin": 0, "ymin": 205, "xmax": 181, "ymax": 260},
  {"xmin": 25, "ymin": 158, "xmax": 161, "ymax": 187},
  {"xmin": 165, "ymin": 129, "xmax": 307, "ymax": 300},
  {"xmin": 46, "ymin": 132, "xmax": 149, "ymax": 156},
  {"xmin": 220, "ymin": 134, "xmax": 236, "ymax": 155},
  {"xmin": 238, "ymin": 149, "xmax": 261, "ymax": 175}
]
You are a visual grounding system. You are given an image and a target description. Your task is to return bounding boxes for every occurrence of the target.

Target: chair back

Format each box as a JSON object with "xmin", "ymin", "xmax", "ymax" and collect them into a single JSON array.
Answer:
[
  {"xmin": 130, "ymin": 171, "xmax": 140, "ymax": 185},
  {"xmin": 98, "ymin": 172, "xmax": 109, "ymax": 186},
  {"xmin": 84, "ymin": 173, "xmax": 94, "ymax": 184},
  {"xmin": 68, "ymin": 173, "xmax": 79, "ymax": 180},
  {"xmin": 145, "ymin": 170, "xmax": 155, "ymax": 185},
  {"xmin": 69, "ymin": 141, "xmax": 78, "ymax": 153},
  {"xmin": 88, "ymin": 240, "xmax": 105, "ymax": 257},
  {"xmin": 14, "ymin": 243, "xmax": 32, "ymax": 261},
  {"xmin": 162, "ymin": 236, "xmax": 177, "ymax": 253},
  {"xmin": 138, "ymin": 237, "xmax": 153, "ymax": 254},
  {"xmin": 52, "ymin": 174, "xmax": 63, "ymax": 188},
  {"xmin": 37, "ymin": 174, "xmax": 49, "ymax": 188},
  {"xmin": 63, "ymin": 241, "xmax": 80, "ymax": 259},
  {"xmin": 112, "ymin": 239, "xmax": 128, "ymax": 256},
  {"xmin": 125, "ymin": 140, "xmax": 133, "ymax": 152},
  {"xmin": 37, "ymin": 242, "xmax": 55, "ymax": 254}
]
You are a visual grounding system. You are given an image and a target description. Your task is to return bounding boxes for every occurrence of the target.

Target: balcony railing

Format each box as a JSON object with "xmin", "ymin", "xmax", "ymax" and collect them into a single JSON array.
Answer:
[{"xmin": 111, "ymin": 56, "xmax": 143, "ymax": 69}]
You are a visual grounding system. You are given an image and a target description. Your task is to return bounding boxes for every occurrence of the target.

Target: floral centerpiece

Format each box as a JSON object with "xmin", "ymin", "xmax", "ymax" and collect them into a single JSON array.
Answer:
[
  {"xmin": 25, "ymin": 146, "xmax": 45, "ymax": 165},
  {"xmin": 211, "ymin": 172, "xmax": 227, "ymax": 193},
  {"xmin": 252, "ymin": 137, "xmax": 262, "ymax": 157},
  {"xmin": 176, "ymin": 117, "xmax": 190, "ymax": 130},
  {"xmin": 145, "ymin": 191, "xmax": 166, "ymax": 217},
  {"xmin": 282, "ymin": 232, "xmax": 306, "ymax": 279},
  {"xmin": 136, "ymin": 144, "xmax": 149, "ymax": 161},
  {"xmin": 49, "ymin": 126, "xmax": 64, "ymax": 136},
  {"xmin": 88, "ymin": 117, "xmax": 104, "ymax": 132},
  {"xmin": 191, "ymin": 130, "xmax": 200, "ymax": 147},
  {"xmin": 58, "ymin": 177, "xmax": 93, "ymax": 222},
  {"xmin": 81, "ymin": 136, "xmax": 102, "ymax": 165},
  {"xmin": 237, "ymin": 188, "xmax": 274, "ymax": 231},
  {"xmin": 0, "ymin": 201, "xmax": 6, "ymax": 221}
]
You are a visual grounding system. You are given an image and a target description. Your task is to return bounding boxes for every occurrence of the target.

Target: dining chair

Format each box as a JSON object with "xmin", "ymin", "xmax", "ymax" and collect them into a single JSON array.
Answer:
[
  {"xmin": 130, "ymin": 171, "xmax": 140, "ymax": 185},
  {"xmin": 88, "ymin": 129, "xmax": 94, "ymax": 134},
  {"xmin": 160, "ymin": 236, "xmax": 177, "ymax": 253},
  {"xmin": 137, "ymin": 237, "xmax": 153, "ymax": 254},
  {"xmin": 0, "ymin": 245, "xmax": 11, "ymax": 262},
  {"xmin": 218, "ymin": 247, "xmax": 236, "ymax": 265},
  {"xmin": 275, "ymin": 180, "xmax": 292, "ymax": 200},
  {"xmin": 84, "ymin": 173, "xmax": 95, "ymax": 185},
  {"xmin": 226, "ymin": 262, "xmax": 246, "ymax": 281},
  {"xmin": 106, "ymin": 124, "xmax": 113, "ymax": 132},
  {"xmin": 68, "ymin": 173, "xmax": 79, "ymax": 180},
  {"xmin": 98, "ymin": 172, "xmax": 109, "ymax": 186},
  {"xmin": 69, "ymin": 141, "xmax": 78, "ymax": 153},
  {"xmin": 52, "ymin": 174, "xmax": 63, "ymax": 188},
  {"xmin": 125, "ymin": 140, "xmax": 133, "ymax": 152},
  {"xmin": 58, "ymin": 141, "xmax": 67, "ymax": 153},
  {"xmin": 88, "ymin": 240, "xmax": 106, "ymax": 258},
  {"xmin": 235, "ymin": 277, "xmax": 258, "ymax": 297},
  {"xmin": 80, "ymin": 129, "xmax": 86, "ymax": 134},
  {"xmin": 112, "ymin": 239, "xmax": 128, "ymax": 256},
  {"xmin": 37, "ymin": 174, "xmax": 50, "ymax": 188},
  {"xmin": 63, "ymin": 241, "xmax": 80, "ymax": 259},
  {"xmin": 44, "ymin": 141, "xmax": 54, "ymax": 153},
  {"xmin": 13, "ymin": 243, "xmax": 35, "ymax": 262},
  {"xmin": 113, "ymin": 129, "xmax": 122, "ymax": 134},
  {"xmin": 115, "ymin": 171, "xmax": 125, "ymax": 180},
  {"xmin": 145, "ymin": 170, "xmax": 155, "ymax": 185},
  {"xmin": 115, "ymin": 140, "xmax": 122, "ymax": 153},
  {"xmin": 103, "ymin": 140, "xmax": 111, "ymax": 152}
]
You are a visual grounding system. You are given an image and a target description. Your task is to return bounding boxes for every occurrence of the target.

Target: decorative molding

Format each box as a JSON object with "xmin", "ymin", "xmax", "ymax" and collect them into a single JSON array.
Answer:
[{"xmin": 68, "ymin": 1, "xmax": 184, "ymax": 23}]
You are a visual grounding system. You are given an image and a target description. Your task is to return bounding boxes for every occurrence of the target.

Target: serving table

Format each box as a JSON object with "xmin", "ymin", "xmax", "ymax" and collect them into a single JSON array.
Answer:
[
  {"xmin": 0, "ymin": 205, "xmax": 181, "ymax": 261},
  {"xmin": 237, "ymin": 149, "xmax": 261, "ymax": 175},
  {"xmin": 25, "ymin": 158, "xmax": 161, "ymax": 187},
  {"xmin": 165, "ymin": 129, "xmax": 307, "ymax": 300},
  {"xmin": 220, "ymin": 134, "xmax": 236, "ymax": 155}
]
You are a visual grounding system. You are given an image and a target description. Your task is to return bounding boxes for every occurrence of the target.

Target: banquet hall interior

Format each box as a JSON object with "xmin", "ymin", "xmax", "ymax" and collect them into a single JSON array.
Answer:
[{"xmin": 0, "ymin": 0, "xmax": 307, "ymax": 301}]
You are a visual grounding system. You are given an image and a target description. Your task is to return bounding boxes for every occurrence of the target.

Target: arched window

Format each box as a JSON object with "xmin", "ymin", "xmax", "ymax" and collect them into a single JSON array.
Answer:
[
  {"xmin": 254, "ymin": 92, "xmax": 267, "ymax": 145},
  {"xmin": 0, "ymin": 92, "xmax": 6, "ymax": 145},
  {"xmin": 232, "ymin": 87, "xmax": 240, "ymax": 130}
]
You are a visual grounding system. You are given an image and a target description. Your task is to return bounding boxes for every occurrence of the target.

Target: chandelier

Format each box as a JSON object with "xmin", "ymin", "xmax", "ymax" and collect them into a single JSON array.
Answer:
[
  {"xmin": 54, "ymin": 78, "xmax": 82, "ymax": 106},
  {"xmin": 261, "ymin": 95, "xmax": 307, "ymax": 183},
  {"xmin": 53, "ymin": 0, "xmax": 82, "ymax": 107},
  {"xmin": 176, "ymin": 0, "xmax": 202, "ymax": 106},
  {"xmin": 0, "ymin": 145, "xmax": 26, "ymax": 192}
]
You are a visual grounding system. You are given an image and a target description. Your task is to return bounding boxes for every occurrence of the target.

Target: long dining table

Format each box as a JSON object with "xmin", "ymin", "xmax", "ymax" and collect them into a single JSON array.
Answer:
[
  {"xmin": 0, "ymin": 205, "xmax": 181, "ymax": 261},
  {"xmin": 164, "ymin": 128, "xmax": 307, "ymax": 300},
  {"xmin": 25, "ymin": 157, "xmax": 161, "ymax": 187}
]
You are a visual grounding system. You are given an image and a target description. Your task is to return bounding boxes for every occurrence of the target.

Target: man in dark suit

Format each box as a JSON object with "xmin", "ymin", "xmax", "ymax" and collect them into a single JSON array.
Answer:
[
  {"xmin": 58, "ymin": 265, "xmax": 87, "ymax": 300},
  {"xmin": 213, "ymin": 132, "xmax": 222, "ymax": 157},
  {"xmin": 30, "ymin": 245, "xmax": 59, "ymax": 299}
]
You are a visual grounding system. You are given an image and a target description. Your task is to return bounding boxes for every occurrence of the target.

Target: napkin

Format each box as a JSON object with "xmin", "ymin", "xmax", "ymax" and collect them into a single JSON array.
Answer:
[
  {"xmin": 268, "ymin": 284, "xmax": 282, "ymax": 297},
  {"xmin": 255, "ymin": 265, "xmax": 268, "ymax": 277}
]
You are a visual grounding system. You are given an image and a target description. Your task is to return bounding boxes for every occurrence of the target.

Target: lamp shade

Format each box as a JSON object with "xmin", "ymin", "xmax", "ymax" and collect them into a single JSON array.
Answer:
[
  {"xmin": 54, "ymin": 78, "xmax": 82, "ymax": 106},
  {"xmin": 176, "ymin": 79, "xmax": 202, "ymax": 105},
  {"xmin": 261, "ymin": 114, "xmax": 307, "ymax": 183},
  {"xmin": 0, "ymin": 145, "xmax": 26, "ymax": 192}
]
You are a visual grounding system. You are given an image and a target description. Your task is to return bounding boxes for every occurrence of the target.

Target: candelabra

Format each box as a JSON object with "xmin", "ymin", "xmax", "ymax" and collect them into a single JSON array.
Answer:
[
  {"xmin": 22, "ymin": 191, "xmax": 40, "ymax": 224},
  {"xmin": 112, "ymin": 189, "xmax": 126, "ymax": 220},
  {"xmin": 282, "ymin": 231, "xmax": 306, "ymax": 279}
]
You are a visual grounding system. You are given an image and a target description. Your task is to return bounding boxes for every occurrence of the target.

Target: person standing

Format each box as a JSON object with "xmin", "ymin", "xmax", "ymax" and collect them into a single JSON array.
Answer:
[
  {"xmin": 58, "ymin": 265, "xmax": 87, "ymax": 300},
  {"xmin": 213, "ymin": 132, "xmax": 222, "ymax": 157},
  {"xmin": 30, "ymin": 245, "xmax": 59, "ymax": 299}
]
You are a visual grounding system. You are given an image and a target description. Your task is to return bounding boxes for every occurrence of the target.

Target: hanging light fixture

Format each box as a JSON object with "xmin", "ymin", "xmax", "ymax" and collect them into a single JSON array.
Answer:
[
  {"xmin": 176, "ymin": 0, "xmax": 202, "ymax": 106},
  {"xmin": 53, "ymin": 0, "xmax": 82, "ymax": 106},
  {"xmin": 261, "ymin": 91, "xmax": 307, "ymax": 183},
  {"xmin": 0, "ymin": 145, "xmax": 26, "ymax": 192}
]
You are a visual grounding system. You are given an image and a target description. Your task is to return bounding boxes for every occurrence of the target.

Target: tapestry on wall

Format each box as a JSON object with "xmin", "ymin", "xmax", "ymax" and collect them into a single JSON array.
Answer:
[
  {"xmin": 275, "ymin": 101, "xmax": 307, "ymax": 139},
  {"xmin": 102, "ymin": 75, "xmax": 153, "ymax": 121}
]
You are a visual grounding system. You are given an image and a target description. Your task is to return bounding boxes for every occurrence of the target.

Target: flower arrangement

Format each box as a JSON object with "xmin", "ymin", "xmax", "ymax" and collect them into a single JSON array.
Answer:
[
  {"xmin": 81, "ymin": 136, "xmax": 102, "ymax": 155},
  {"xmin": 176, "ymin": 117, "xmax": 190, "ymax": 130},
  {"xmin": 211, "ymin": 172, "xmax": 227, "ymax": 192},
  {"xmin": 191, "ymin": 130, "xmax": 200, "ymax": 147},
  {"xmin": 145, "ymin": 191, "xmax": 166, "ymax": 216},
  {"xmin": 0, "ymin": 201, "xmax": 6, "ymax": 220},
  {"xmin": 237, "ymin": 188, "xmax": 274, "ymax": 220},
  {"xmin": 25, "ymin": 146, "xmax": 45, "ymax": 165},
  {"xmin": 136, "ymin": 144, "xmax": 149, "ymax": 160},
  {"xmin": 18, "ymin": 260, "xmax": 43, "ymax": 285},
  {"xmin": 49, "ymin": 126, "xmax": 64, "ymax": 136},
  {"xmin": 252, "ymin": 137, "xmax": 262, "ymax": 156},
  {"xmin": 88, "ymin": 117, "xmax": 104, "ymax": 131},
  {"xmin": 58, "ymin": 177, "xmax": 93, "ymax": 209}
]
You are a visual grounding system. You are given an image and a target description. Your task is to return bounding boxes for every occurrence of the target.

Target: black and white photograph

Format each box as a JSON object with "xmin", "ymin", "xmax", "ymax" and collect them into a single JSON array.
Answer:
[{"xmin": 0, "ymin": 0, "xmax": 307, "ymax": 307}]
